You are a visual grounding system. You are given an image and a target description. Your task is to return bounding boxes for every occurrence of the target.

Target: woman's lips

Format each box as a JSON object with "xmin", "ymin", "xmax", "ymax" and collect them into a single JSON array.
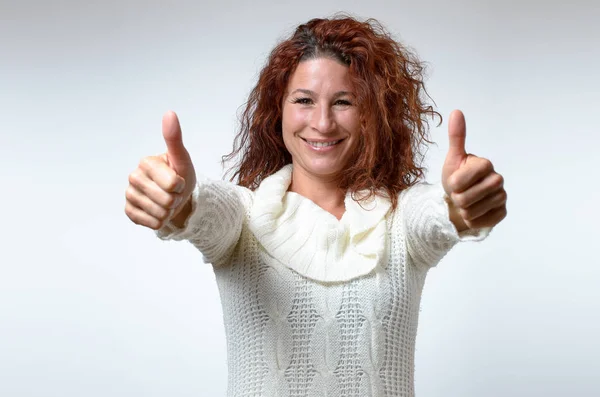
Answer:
[{"xmin": 301, "ymin": 138, "xmax": 345, "ymax": 152}]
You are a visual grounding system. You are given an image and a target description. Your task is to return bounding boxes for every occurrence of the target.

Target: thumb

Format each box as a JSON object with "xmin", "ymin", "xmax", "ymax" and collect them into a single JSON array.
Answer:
[
  {"xmin": 162, "ymin": 110, "xmax": 192, "ymax": 173},
  {"xmin": 446, "ymin": 109, "xmax": 467, "ymax": 164}
]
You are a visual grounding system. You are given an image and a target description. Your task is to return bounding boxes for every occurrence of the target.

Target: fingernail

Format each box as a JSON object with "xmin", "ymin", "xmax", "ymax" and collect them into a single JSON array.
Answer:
[{"xmin": 172, "ymin": 196, "xmax": 183, "ymax": 208}]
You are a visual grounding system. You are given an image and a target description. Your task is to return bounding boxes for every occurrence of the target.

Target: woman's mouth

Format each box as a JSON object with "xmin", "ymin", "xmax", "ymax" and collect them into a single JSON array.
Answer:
[{"xmin": 302, "ymin": 138, "xmax": 344, "ymax": 149}]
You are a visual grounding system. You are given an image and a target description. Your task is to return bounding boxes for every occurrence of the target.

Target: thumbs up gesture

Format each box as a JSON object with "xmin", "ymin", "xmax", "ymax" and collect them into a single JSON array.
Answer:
[
  {"xmin": 441, "ymin": 110, "xmax": 507, "ymax": 231},
  {"xmin": 125, "ymin": 111, "xmax": 197, "ymax": 230}
]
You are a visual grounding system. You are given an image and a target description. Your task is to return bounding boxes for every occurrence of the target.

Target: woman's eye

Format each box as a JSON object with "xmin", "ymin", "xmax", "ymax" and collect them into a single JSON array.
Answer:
[
  {"xmin": 335, "ymin": 99, "xmax": 352, "ymax": 106},
  {"xmin": 293, "ymin": 97, "xmax": 313, "ymax": 105},
  {"xmin": 292, "ymin": 97, "xmax": 352, "ymax": 106}
]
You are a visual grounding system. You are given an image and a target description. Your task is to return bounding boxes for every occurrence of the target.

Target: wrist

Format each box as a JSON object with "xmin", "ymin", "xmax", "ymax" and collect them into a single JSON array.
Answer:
[
  {"xmin": 170, "ymin": 196, "xmax": 193, "ymax": 228},
  {"xmin": 444, "ymin": 193, "xmax": 469, "ymax": 232}
]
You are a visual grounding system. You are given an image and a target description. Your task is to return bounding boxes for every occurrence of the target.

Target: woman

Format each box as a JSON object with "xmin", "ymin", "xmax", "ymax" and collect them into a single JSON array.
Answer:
[{"xmin": 125, "ymin": 16, "xmax": 507, "ymax": 397}]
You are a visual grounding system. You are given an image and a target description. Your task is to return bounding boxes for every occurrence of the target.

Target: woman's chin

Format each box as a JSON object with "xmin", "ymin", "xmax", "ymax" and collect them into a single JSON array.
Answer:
[{"xmin": 297, "ymin": 160, "xmax": 346, "ymax": 179}]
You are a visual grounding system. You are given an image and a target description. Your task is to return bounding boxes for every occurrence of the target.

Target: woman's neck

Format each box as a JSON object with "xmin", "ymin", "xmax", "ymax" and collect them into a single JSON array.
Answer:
[{"xmin": 288, "ymin": 167, "xmax": 346, "ymax": 220}]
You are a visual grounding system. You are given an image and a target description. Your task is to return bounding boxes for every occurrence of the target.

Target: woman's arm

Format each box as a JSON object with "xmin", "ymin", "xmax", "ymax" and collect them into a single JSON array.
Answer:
[
  {"xmin": 399, "ymin": 182, "xmax": 491, "ymax": 271},
  {"xmin": 156, "ymin": 178, "xmax": 253, "ymax": 267}
]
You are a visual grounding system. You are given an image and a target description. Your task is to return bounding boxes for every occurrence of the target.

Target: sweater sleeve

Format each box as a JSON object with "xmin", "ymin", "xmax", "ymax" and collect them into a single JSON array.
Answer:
[
  {"xmin": 155, "ymin": 176, "xmax": 252, "ymax": 267},
  {"xmin": 399, "ymin": 182, "xmax": 492, "ymax": 270}
]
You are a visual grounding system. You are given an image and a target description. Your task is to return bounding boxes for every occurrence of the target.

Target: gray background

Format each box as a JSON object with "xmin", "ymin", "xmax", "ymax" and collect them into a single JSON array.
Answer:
[{"xmin": 2, "ymin": 0, "xmax": 599, "ymax": 396}]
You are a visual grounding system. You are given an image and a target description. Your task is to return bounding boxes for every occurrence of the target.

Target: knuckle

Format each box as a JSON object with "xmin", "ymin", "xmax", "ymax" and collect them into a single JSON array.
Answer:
[
  {"xmin": 499, "ymin": 207, "xmax": 508, "ymax": 221},
  {"xmin": 139, "ymin": 156, "xmax": 155, "ymax": 170},
  {"xmin": 450, "ymin": 175, "xmax": 460, "ymax": 190},
  {"xmin": 165, "ymin": 193, "xmax": 181, "ymax": 208},
  {"xmin": 124, "ymin": 201, "xmax": 165, "ymax": 230},
  {"xmin": 482, "ymin": 158, "xmax": 494, "ymax": 172},
  {"xmin": 167, "ymin": 174, "xmax": 185, "ymax": 193},
  {"xmin": 128, "ymin": 170, "xmax": 142, "ymax": 187},
  {"xmin": 150, "ymin": 218, "xmax": 163, "ymax": 230},
  {"xmin": 124, "ymin": 202, "xmax": 134, "ymax": 217},
  {"xmin": 451, "ymin": 193, "xmax": 465, "ymax": 208},
  {"xmin": 157, "ymin": 206, "xmax": 172, "ymax": 221},
  {"xmin": 126, "ymin": 211, "xmax": 140, "ymax": 226},
  {"xmin": 125, "ymin": 186, "xmax": 137, "ymax": 202},
  {"xmin": 165, "ymin": 178, "xmax": 179, "ymax": 192},
  {"xmin": 147, "ymin": 202, "xmax": 167, "ymax": 221},
  {"xmin": 499, "ymin": 189, "xmax": 508, "ymax": 203},
  {"xmin": 491, "ymin": 173, "xmax": 504, "ymax": 189}
]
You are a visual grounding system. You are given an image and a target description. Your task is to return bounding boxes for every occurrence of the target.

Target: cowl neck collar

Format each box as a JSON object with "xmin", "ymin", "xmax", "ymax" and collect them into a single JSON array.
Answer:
[{"xmin": 248, "ymin": 164, "xmax": 391, "ymax": 283}]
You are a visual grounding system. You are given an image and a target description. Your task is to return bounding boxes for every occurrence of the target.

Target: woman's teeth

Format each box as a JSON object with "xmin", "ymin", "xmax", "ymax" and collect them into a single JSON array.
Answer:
[{"xmin": 306, "ymin": 140, "xmax": 341, "ymax": 147}]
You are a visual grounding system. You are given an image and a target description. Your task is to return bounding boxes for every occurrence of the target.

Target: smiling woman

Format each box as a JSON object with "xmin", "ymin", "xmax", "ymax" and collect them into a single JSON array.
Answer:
[
  {"xmin": 125, "ymin": 14, "xmax": 507, "ymax": 397},
  {"xmin": 281, "ymin": 58, "xmax": 361, "ymax": 218},
  {"xmin": 223, "ymin": 16, "xmax": 442, "ymax": 213}
]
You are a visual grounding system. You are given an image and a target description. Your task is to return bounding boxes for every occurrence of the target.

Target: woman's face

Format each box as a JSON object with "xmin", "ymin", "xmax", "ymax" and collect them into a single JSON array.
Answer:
[{"xmin": 281, "ymin": 57, "xmax": 361, "ymax": 181}]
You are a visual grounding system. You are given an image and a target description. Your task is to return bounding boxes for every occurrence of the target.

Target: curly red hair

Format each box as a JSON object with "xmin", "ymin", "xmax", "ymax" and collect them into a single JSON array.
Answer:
[{"xmin": 222, "ymin": 15, "xmax": 441, "ymax": 210}]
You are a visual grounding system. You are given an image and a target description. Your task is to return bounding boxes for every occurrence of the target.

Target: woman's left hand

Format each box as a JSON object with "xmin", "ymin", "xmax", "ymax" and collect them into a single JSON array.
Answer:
[{"xmin": 441, "ymin": 110, "xmax": 508, "ymax": 231}]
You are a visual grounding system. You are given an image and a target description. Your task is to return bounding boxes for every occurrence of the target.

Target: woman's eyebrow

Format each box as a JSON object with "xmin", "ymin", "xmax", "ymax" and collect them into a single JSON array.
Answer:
[
  {"xmin": 290, "ymin": 88, "xmax": 316, "ymax": 96},
  {"xmin": 289, "ymin": 89, "xmax": 354, "ymax": 98}
]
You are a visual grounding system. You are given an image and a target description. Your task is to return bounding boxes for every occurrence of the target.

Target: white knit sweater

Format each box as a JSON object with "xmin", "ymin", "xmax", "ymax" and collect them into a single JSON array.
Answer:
[{"xmin": 156, "ymin": 164, "xmax": 490, "ymax": 397}]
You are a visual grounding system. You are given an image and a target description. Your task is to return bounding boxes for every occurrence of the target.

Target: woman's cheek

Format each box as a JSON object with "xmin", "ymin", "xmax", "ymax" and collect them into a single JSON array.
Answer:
[{"xmin": 292, "ymin": 109, "xmax": 308, "ymax": 126}]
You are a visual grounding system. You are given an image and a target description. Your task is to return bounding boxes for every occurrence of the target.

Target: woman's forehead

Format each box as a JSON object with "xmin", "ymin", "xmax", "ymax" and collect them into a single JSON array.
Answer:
[{"xmin": 286, "ymin": 58, "xmax": 354, "ymax": 94}]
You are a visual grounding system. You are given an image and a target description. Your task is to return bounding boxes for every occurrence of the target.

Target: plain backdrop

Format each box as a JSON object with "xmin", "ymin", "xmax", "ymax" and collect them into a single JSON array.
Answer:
[{"xmin": 1, "ymin": 0, "xmax": 599, "ymax": 396}]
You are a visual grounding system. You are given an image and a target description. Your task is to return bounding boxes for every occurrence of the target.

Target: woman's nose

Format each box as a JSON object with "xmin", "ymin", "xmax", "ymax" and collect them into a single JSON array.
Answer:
[{"xmin": 311, "ymin": 104, "xmax": 336, "ymax": 134}]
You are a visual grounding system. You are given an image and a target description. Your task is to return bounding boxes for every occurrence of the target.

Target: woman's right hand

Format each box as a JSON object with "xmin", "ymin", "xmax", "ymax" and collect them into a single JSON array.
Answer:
[{"xmin": 125, "ymin": 111, "xmax": 197, "ymax": 230}]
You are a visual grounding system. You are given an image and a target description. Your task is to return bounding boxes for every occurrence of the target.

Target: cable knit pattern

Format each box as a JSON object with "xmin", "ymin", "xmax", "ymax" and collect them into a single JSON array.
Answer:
[
  {"xmin": 156, "ymin": 165, "xmax": 491, "ymax": 397},
  {"xmin": 399, "ymin": 182, "xmax": 492, "ymax": 271},
  {"xmin": 156, "ymin": 176, "xmax": 253, "ymax": 267}
]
